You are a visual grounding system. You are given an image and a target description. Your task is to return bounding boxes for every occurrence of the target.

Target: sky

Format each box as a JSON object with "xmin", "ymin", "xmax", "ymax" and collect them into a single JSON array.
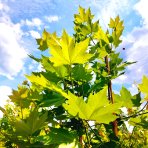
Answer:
[{"xmin": 0, "ymin": 0, "xmax": 148, "ymax": 109}]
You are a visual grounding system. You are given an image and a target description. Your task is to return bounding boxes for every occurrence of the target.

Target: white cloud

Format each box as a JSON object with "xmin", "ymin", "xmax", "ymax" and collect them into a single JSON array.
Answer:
[
  {"xmin": 89, "ymin": 0, "xmax": 130, "ymax": 28},
  {"xmin": 0, "ymin": 3, "xmax": 27, "ymax": 79},
  {"xmin": 0, "ymin": 85, "xmax": 12, "ymax": 117},
  {"xmin": 126, "ymin": 34, "xmax": 148, "ymax": 81},
  {"xmin": 29, "ymin": 30, "xmax": 41, "ymax": 38},
  {"xmin": 134, "ymin": 0, "xmax": 148, "ymax": 27},
  {"xmin": 45, "ymin": 15, "xmax": 60, "ymax": 23},
  {"xmin": 112, "ymin": 75, "xmax": 128, "ymax": 85},
  {"xmin": 0, "ymin": 1, "xmax": 9, "ymax": 12},
  {"xmin": 0, "ymin": 86, "xmax": 11, "ymax": 106},
  {"xmin": 0, "ymin": 2, "xmax": 4, "ymax": 10},
  {"xmin": 21, "ymin": 18, "xmax": 42, "ymax": 29}
]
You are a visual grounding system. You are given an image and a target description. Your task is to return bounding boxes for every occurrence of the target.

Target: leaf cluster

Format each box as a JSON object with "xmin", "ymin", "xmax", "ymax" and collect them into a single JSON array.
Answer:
[{"xmin": 0, "ymin": 6, "xmax": 148, "ymax": 148}]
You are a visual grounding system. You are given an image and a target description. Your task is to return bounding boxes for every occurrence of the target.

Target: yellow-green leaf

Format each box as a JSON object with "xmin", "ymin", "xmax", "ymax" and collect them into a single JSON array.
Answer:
[
  {"xmin": 139, "ymin": 75, "xmax": 148, "ymax": 101},
  {"xmin": 63, "ymin": 87, "xmax": 121, "ymax": 124},
  {"xmin": 49, "ymin": 30, "xmax": 92, "ymax": 66},
  {"xmin": 94, "ymin": 26, "xmax": 109, "ymax": 44}
]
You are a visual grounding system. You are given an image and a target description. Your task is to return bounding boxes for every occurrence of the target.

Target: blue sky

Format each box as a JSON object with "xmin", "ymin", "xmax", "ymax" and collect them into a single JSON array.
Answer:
[{"xmin": 0, "ymin": 0, "xmax": 148, "ymax": 108}]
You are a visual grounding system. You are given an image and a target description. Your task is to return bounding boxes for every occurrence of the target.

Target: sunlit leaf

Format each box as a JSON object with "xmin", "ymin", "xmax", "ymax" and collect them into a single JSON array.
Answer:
[
  {"xmin": 139, "ymin": 75, "xmax": 148, "ymax": 101},
  {"xmin": 120, "ymin": 87, "xmax": 133, "ymax": 108},
  {"xmin": 108, "ymin": 16, "xmax": 124, "ymax": 47},
  {"xmin": 94, "ymin": 26, "xmax": 109, "ymax": 44},
  {"xmin": 49, "ymin": 30, "xmax": 92, "ymax": 66},
  {"xmin": 63, "ymin": 87, "xmax": 122, "ymax": 124}
]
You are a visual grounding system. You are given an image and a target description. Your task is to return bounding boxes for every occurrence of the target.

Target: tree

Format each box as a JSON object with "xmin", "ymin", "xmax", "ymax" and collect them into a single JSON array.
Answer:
[{"xmin": 0, "ymin": 6, "xmax": 148, "ymax": 148}]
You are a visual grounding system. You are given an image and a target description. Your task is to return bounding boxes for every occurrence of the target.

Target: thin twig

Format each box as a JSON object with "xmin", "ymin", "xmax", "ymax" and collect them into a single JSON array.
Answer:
[
  {"xmin": 121, "ymin": 112, "xmax": 148, "ymax": 120},
  {"xmin": 86, "ymin": 121, "xmax": 100, "ymax": 141},
  {"xmin": 84, "ymin": 122, "xmax": 90, "ymax": 147}
]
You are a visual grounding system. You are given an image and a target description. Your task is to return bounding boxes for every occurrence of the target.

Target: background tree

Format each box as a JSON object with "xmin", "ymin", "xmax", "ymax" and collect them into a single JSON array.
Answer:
[{"xmin": 0, "ymin": 6, "xmax": 148, "ymax": 148}]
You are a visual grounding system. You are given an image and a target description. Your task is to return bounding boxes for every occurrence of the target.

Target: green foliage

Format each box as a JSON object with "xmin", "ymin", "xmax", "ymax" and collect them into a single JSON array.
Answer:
[
  {"xmin": 0, "ymin": 6, "xmax": 148, "ymax": 148},
  {"xmin": 12, "ymin": 109, "xmax": 48, "ymax": 136}
]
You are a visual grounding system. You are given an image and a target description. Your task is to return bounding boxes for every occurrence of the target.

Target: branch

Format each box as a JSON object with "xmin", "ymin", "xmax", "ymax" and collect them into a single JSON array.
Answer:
[
  {"xmin": 89, "ymin": 34, "xmax": 96, "ymax": 46},
  {"xmin": 84, "ymin": 121, "xmax": 90, "ymax": 147},
  {"xmin": 137, "ymin": 102, "xmax": 148, "ymax": 114},
  {"xmin": 86, "ymin": 121, "xmax": 101, "ymax": 141},
  {"xmin": 121, "ymin": 111, "xmax": 148, "ymax": 120}
]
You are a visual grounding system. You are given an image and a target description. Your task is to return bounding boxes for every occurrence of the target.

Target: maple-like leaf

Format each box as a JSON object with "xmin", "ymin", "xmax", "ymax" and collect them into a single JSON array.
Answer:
[
  {"xmin": 74, "ymin": 6, "xmax": 94, "ymax": 24},
  {"xmin": 49, "ymin": 30, "xmax": 93, "ymax": 66},
  {"xmin": 9, "ymin": 86, "xmax": 30, "ymax": 108},
  {"xmin": 63, "ymin": 87, "xmax": 122, "ymax": 124},
  {"xmin": 108, "ymin": 16, "xmax": 124, "ymax": 47},
  {"xmin": 12, "ymin": 109, "xmax": 48, "ymax": 136},
  {"xmin": 41, "ymin": 56, "xmax": 68, "ymax": 78},
  {"xmin": 94, "ymin": 26, "xmax": 109, "ymax": 44},
  {"xmin": 120, "ymin": 87, "xmax": 133, "ymax": 108},
  {"xmin": 26, "ymin": 74, "xmax": 69, "ymax": 99}
]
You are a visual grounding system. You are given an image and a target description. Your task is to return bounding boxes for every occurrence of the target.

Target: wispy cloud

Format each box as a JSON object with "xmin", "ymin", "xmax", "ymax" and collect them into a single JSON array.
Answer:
[
  {"xmin": 45, "ymin": 15, "xmax": 60, "ymax": 23},
  {"xmin": 21, "ymin": 18, "xmax": 42, "ymax": 30},
  {"xmin": 29, "ymin": 30, "xmax": 41, "ymax": 38}
]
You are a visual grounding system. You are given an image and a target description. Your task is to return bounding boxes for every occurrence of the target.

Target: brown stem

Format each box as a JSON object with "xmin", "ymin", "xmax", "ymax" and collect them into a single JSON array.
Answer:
[
  {"xmin": 79, "ymin": 136, "xmax": 84, "ymax": 147},
  {"xmin": 105, "ymin": 55, "xmax": 118, "ymax": 137}
]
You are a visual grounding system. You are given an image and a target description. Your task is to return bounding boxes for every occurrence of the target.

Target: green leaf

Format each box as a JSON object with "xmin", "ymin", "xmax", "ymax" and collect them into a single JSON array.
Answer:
[
  {"xmin": 98, "ymin": 46, "xmax": 108, "ymax": 58},
  {"xmin": 63, "ymin": 87, "xmax": 121, "ymax": 124},
  {"xmin": 12, "ymin": 110, "xmax": 48, "ymax": 136},
  {"xmin": 74, "ymin": 6, "xmax": 94, "ymax": 24},
  {"xmin": 28, "ymin": 54, "xmax": 41, "ymax": 62},
  {"xmin": 129, "ymin": 114, "xmax": 148, "ymax": 129},
  {"xmin": 72, "ymin": 65, "xmax": 92, "ymax": 82},
  {"xmin": 35, "ymin": 128, "xmax": 77, "ymax": 145},
  {"xmin": 36, "ymin": 39, "xmax": 48, "ymax": 51},
  {"xmin": 26, "ymin": 74, "xmax": 121, "ymax": 123},
  {"xmin": 26, "ymin": 109, "xmax": 48, "ymax": 134},
  {"xmin": 94, "ymin": 26, "xmax": 109, "ymax": 44},
  {"xmin": 114, "ymin": 89, "xmax": 141, "ymax": 108},
  {"xmin": 139, "ymin": 75, "xmax": 148, "ymax": 101},
  {"xmin": 26, "ymin": 74, "xmax": 69, "ymax": 99},
  {"xmin": 12, "ymin": 120, "xmax": 31, "ymax": 136},
  {"xmin": 9, "ymin": 86, "xmax": 30, "ymax": 108},
  {"xmin": 29, "ymin": 90, "xmax": 43, "ymax": 101},
  {"xmin": 131, "ymin": 92, "xmax": 141, "ymax": 107},
  {"xmin": 42, "ymin": 72, "xmax": 61, "ymax": 83},
  {"xmin": 108, "ymin": 16, "xmax": 124, "ymax": 47},
  {"xmin": 36, "ymin": 29, "xmax": 50, "ymax": 51},
  {"xmin": 40, "ymin": 92, "xmax": 65, "ymax": 107},
  {"xmin": 120, "ymin": 87, "xmax": 133, "ymax": 108},
  {"xmin": 49, "ymin": 30, "xmax": 92, "ymax": 66},
  {"xmin": 41, "ymin": 56, "xmax": 68, "ymax": 78},
  {"xmin": 48, "ymin": 127, "xmax": 77, "ymax": 144}
]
